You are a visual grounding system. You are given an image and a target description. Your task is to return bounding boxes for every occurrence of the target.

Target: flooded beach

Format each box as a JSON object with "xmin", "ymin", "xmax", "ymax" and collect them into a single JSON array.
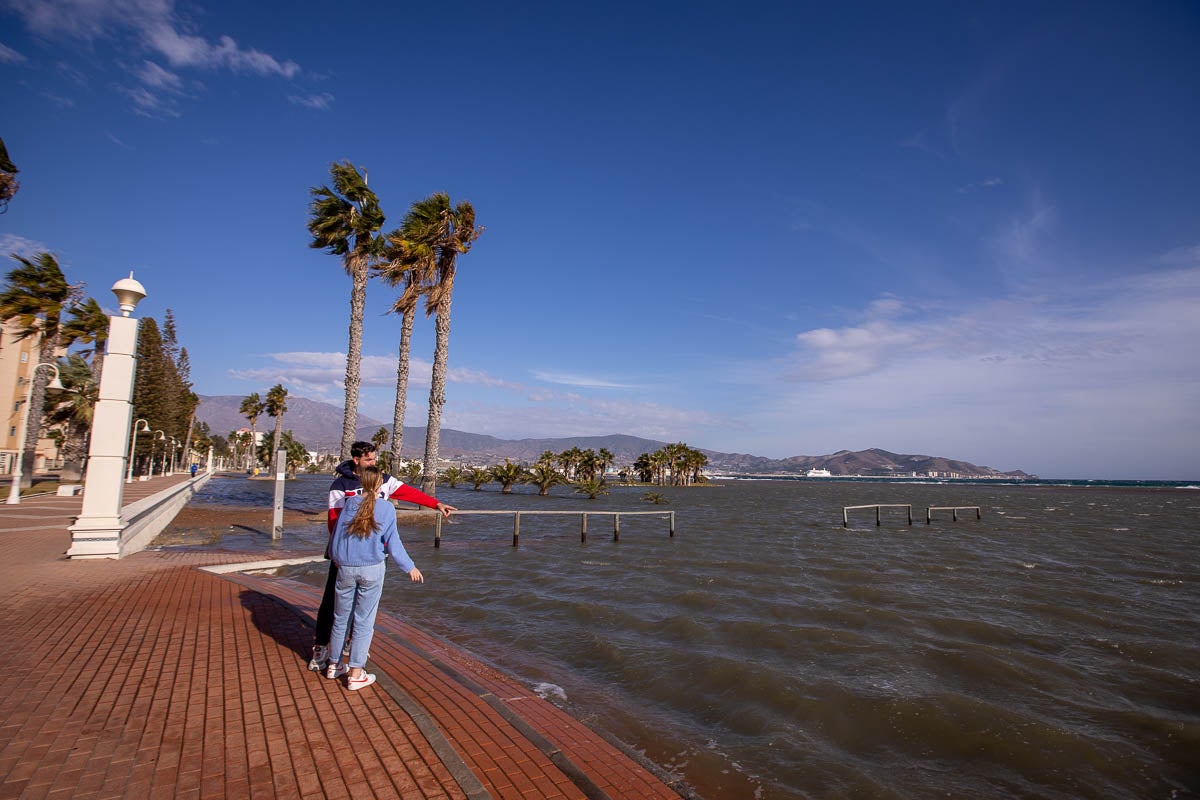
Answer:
[{"xmin": 161, "ymin": 474, "xmax": 1200, "ymax": 799}]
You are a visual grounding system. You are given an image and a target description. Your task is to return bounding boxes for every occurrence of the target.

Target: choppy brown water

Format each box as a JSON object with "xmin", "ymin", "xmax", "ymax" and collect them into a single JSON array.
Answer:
[{"xmin": 179, "ymin": 475, "xmax": 1200, "ymax": 799}]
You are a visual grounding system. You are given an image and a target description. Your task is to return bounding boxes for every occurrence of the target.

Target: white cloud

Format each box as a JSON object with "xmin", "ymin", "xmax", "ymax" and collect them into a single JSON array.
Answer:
[
  {"xmin": 761, "ymin": 266, "xmax": 1200, "ymax": 477},
  {"xmin": 0, "ymin": 235, "xmax": 52, "ymax": 259},
  {"xmin": 9, "ymin": 0, "xmax": 298, "ymax": 77},
  {"xmin": 40, "ymin": 90, "xmax": 75, "ymax": 107},
  {"xmin": 0, "ymin": 43, "xmax": 27, "ymax": 63},
  {"xmin": 288, "ymin": 93, "xmax": 334, "ymax": 111},
  {"xmin": 135, "ymin": 59, "xmax": 181, "ymax": 89},
  {"xmin": 533, "ymin": 370, "xmax": 637, "ymax": 389}
]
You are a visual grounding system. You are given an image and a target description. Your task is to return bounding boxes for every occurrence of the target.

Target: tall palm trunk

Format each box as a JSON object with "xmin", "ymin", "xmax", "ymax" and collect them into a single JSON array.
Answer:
[
  {"xmin": 19, "ymin": 331, "xmax": 58, "ymax": 487},
  {"xmin": 342, "ymin": 254, "xmax": 368, "ymax": 460},
  {"xmin": 390, "ymin": 303, "xmax": 415, "ymax": 468},
  {"xmin": 421, "ymin": 276, "xmax": 454, "ymax": 494},
  {"xmin": 270, "ymin": 414, "xmax": 283, "ymax": 472}
]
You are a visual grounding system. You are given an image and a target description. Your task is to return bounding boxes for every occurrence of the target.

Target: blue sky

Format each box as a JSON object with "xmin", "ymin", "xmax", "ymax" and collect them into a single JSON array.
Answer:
[{"xmin": 2, "ymin": 0, "xmax": 1198, "ymax": 479}]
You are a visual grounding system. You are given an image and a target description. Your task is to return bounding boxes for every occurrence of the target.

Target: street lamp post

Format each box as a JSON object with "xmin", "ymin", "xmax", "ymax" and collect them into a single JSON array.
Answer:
[
  {"xmin": 5, "ymin": 362, "xmax": 65, "ymax": 504},
  {"xmin": 152, "ymin": 431, "xmax": 165, "ymax": 476},
  {"xmin": 125, "ymin": 418, "xmax": 150, "ymax": 483},
  {"xmin": 68, "ymin": 273, "xmax": 146, "ymax": 558}
]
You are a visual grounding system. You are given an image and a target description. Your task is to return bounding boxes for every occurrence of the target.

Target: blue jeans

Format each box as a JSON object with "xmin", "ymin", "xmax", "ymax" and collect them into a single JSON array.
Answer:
[{"xmin": 327, "ymin": 561, "xmax": 385, "ymax": 669}]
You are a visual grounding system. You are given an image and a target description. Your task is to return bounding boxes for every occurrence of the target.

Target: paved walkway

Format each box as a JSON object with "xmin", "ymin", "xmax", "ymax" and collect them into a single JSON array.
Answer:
[{"xmin": 0, "ymin": 475, "xmax": 687, "ymax": 799}]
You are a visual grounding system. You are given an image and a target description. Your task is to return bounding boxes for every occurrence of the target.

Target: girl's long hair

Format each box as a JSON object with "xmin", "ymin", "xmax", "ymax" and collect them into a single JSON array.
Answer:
[{"xmin": 347, "ymin": 466, "xmax": 384, "ymax": 538}]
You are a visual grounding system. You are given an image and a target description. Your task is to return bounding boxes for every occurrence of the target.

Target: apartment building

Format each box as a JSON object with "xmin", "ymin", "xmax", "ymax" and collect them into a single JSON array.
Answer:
[{"xmin": 0, "ymin": 320, "xmax": 65, "ymax": 475}]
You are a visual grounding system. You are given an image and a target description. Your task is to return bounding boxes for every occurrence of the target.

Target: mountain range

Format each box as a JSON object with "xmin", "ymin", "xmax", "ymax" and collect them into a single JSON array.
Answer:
[{"xmin": 195, "ymin": 395, "xmax": 1032, "ymax": 478}]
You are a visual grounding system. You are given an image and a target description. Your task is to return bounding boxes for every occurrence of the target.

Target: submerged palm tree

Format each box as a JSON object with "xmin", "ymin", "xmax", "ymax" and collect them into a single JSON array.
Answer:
[
  {"xmin": 468, "ymin": 467, "xmax": 491, "ymax": 490},
  {"xmin": 490, "ymin": 459, "xmax": 526, "ymax": 494},
  {"xmin": 397, "ymin": 192, "xmax": 482, "ymax": 493},
  {"xmin": 307, "ymin": 161, "xmax": 386, "ymax": 459},
  {"xmin": 0, "ymin": 253, "xmax": 79, "ymax": 486},
  {"xmin": 526, "ymin": 463, "xmax": 566, "ymax": 497},
  {"xmin": 440, "ymin": 465, "xmax": 464, "ymax": 488}
]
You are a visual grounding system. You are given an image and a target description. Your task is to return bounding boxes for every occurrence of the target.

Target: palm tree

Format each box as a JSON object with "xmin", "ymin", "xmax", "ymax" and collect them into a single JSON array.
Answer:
[
  {"xmin": 238, "ymin": 392, "xmax": 265, "ymax": 471},
  {"xmin": 490, "ymin": 459, "xmax": 525, "ymax": 494},
  {"xmin": 398, "ymin": 192, "xmax": 482, "ymax": 493},
  {"xmin": 574, "ymin": 478, "xmax": 609, "ymax": 500},
  {"xmin": 370, "ymin": 426, "xmax": 390, "ymax": 470},
  {"xmin": 44, "ymin": 354, "xmax": 96, "ymax": 482},
  {"xmin": 0, "ymin": 137, "xmax": 18, "ymax": 214},
  {"xmin": 526, "ymin": 463, "xmax": 566, "ymax": 497},
  {"xmin": 0, "ymin": 253, "xmax": 79, "ymax": 486},
  {"xmin": 377, "ymin": 235, "xmax": 422, "ymax": 469},
  {"xmin": 468, "ymin": 466, "xmax": 492, "ymax": 490},
  {"xmin": 265, "ymin": 384, "xmax": 288, "ymax": 472},
  {"xmin": 400, "ymin": 460, "xmax": 422, "ymax": 485},
  {"xmin": 440, "ymin": 465, "xmax": 464, "ymax": 488},
  {"xmin": 61, "ymin": 297, "xmax": 109, "ymax": 384},
  {"xmin": 307, "ymin": 161, "xmax": 386, "ymax": 460},
  {"xmin": 597, "ymin": 448, "xmax": 614, "ymax": 479}
]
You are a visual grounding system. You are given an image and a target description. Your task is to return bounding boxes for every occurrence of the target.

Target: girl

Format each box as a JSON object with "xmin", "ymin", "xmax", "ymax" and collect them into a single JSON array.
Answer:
[{"xmin": 325, "ymin": 465, "xmax": 429, "ymax": 690}]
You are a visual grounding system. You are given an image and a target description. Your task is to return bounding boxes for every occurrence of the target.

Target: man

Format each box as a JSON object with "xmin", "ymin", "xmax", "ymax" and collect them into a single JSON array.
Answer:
[{"xmin": 307, "ymin": 440, "xmax": 456, "ymax": 670}]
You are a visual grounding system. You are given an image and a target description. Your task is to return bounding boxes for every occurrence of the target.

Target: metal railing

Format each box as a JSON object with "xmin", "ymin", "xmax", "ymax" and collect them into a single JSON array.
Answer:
[
  {"xmin": 433, "ymin": 509, "xmax": 676, "ymax": 547},
  {"xmin": 926, "ymin": 506, "xmax": 982, "ymax": 523},
  {"xmin": 843, "ymin": 504, "xmax": 913, "ymax": 527}
]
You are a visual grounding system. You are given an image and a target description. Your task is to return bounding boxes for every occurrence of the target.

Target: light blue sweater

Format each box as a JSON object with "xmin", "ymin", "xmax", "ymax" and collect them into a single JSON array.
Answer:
[{"xmin": 329, "ymin": 495, "xmax": 416, "ymax": 572}]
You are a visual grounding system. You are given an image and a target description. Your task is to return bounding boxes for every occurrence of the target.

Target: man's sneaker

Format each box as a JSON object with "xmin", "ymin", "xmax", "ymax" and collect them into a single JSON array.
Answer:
[
  {"xmin": 347, "ymin": 672, "xmax": 376, "ymax": 691},
  {"xmin": 308, "ymin": 645, "xmax": 328, "ymax": 672},
  {"xmin": 326, "ymin": 662, "xmax": 349, "ymax": 680}
]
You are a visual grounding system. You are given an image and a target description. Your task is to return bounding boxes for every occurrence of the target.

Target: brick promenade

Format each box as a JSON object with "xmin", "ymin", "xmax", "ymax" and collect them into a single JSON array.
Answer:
[{"xmin": 0, "ymin": 475, "xmax": 686, "ymax": 799}]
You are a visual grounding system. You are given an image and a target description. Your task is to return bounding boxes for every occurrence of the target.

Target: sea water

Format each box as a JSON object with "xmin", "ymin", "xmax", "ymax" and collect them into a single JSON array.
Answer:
[{"xmin": 182, "ymin": 475, "xmax": 1200, "ymax": 799}]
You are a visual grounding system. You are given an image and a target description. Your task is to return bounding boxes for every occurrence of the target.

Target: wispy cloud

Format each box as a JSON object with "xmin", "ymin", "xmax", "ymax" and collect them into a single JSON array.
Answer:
[
  {"xmin": 957, "ymin": 176, "xmax": 1004, "ymax": 194},
  {"xmin": 762, "ymin": 265, "xmax": 1200, "ymax": 476},
  {"xmin": 288, "ymin": 92, "xmax": 334, "ymax": 111},
  {"xmin": 40, "ymin": 90, "xmax": 75, "ymax": 108},
  {"xmin": 135, "ymin": 59, "xmax": 181, "ymax": 90},
  {"xmin": 9, "ymin": 0, "xmax": 299, "ymax": 77},
  {"xmin": 0, "ymin": 235, "xmax": 52, "ymax": 259},
  {"xmin": 0, "ymin": 43, "xmax": 27, "ymax": 63},
  {"xmin": 532, "ymin": 370, "xmax": 637, "ymax": 389}
]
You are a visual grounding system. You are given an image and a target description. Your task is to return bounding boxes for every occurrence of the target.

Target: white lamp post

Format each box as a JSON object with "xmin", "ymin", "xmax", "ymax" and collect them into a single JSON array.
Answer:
[
  {"xmin": 5, "ymin": 362, "xmax": 65, "ymax": 504},
  {"xmin": 125, "ymin": 418, "xmax": 150, "ymax": 483},
  {"xmin": 68, "ymin": 273, "xmax": 146, "ymax": 558},
  {"xmin": 152, "ymin": 430, "xmax": 165, "ymax": 476}
]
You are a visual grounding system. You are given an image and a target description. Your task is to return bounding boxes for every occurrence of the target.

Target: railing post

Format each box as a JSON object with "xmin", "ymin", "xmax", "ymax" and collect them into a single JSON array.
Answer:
[
  {"xmin": 843, "ymin": 507, "xmax": 849, "ymax": 528},
  {"xmin": 926, "ymin": 507, "xmax": 931, "ymax": 524},
  {"xmin": 581, "ymin": 513, "xmax": 588, "ymax": 543},
  {"xmin": 669, "ymin": 511, "xmax": 675, "ymax": 538},
  {"xmin": 513, "ymin": 512, "xmax": 520, "ymax": 547},
  {"xmin": 434, "ymin": 513, "xmax": 442, "ymax": 548},
  {"xmin": 952, "ymin": 508, "xmax": 958, "ymax": 522},
  {"xmin": 907, "ymin": 505, "xmax": 912, "ymax": 526},
  {"xmin": 876, "ymin": 506, "xmax": 881, "ymax": 526},
  {"xmin": 613, "ymin": 513, "xmax": 620, "ymax": 542}
]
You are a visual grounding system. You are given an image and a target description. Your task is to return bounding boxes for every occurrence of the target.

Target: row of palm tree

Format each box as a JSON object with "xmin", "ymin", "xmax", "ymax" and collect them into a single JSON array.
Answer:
[
  {"xmin": 236, "ymin": 384, "xmax": 288, "ymax": 472},
  {"xmin": 0, "ymin": 252, "xmax": 204, "ymax": 482},
  {"xmin": 0, "ymin": 253, "xmax": 103, "ymax": 483},
  {"xmin": 633, "ymin": 443, "xmax": 709, "ymax": 486},
  {"xmin": 307, "ymin": 162, "xmax": 482, "ymax": 494}
]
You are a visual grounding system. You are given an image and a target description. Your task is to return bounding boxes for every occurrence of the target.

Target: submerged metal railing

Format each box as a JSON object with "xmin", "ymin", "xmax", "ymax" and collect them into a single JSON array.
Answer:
[
  {"xmin": 926, "ymin": 506, "xmax": 982, "ymax": 523},
  {"xmin": 843, "ymin": 504, "xmax": 913, "ymax": 527},
  {"xmin": 433, "ymin": 509, "xmax": 675, "ymax": 547}
]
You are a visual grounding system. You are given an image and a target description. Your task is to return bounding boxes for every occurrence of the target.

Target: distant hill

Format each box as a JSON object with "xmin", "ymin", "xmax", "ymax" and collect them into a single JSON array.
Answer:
[{"xmin": 196, "ymin": 395, "xmax": 1030, "ymax": 477}]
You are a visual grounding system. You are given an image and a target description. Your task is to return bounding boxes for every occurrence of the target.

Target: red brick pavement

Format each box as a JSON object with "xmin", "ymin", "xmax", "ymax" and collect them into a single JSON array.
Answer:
[{"xmin": 0, "ymin": 475, "xmax": 687, "ymax": 800}]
